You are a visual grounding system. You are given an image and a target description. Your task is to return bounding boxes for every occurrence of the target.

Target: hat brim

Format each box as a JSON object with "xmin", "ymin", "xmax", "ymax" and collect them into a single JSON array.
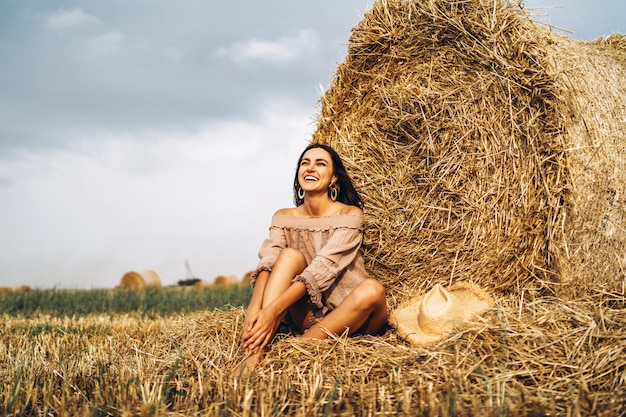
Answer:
[{"xmin": 389, "ymin": 282, "xmax": 494, "ymax": 347}]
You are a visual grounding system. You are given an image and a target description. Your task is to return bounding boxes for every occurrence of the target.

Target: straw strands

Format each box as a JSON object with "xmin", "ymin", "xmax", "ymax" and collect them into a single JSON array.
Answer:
[
  {"xmin": 3, "ymin": 291, "xmax": 623, "ymax": 415},
  {"xmin": 188, "ymin": 292, "xmax": 624, "ymax": 415},
  {"xmin": 312, "ymin": 0, "xmax": 626, "ymax": 306}
]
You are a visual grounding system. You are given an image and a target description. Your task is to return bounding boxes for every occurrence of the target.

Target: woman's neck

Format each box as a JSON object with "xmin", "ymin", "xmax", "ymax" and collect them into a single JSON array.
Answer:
[{"xmin": 300, "ymin": 194, "xmax": 336, "ymax": 217}]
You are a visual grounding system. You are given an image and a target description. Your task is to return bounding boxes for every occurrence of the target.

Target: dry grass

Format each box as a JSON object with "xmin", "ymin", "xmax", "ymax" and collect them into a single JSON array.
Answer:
[{"xmin": 1, "ymin": 288, "xmax": 624, "ymax": 416}]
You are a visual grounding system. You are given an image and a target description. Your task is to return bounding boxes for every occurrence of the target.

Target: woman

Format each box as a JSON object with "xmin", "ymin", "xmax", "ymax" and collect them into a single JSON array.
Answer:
[{"xmin": 232, "ymin": 143, "xmax": 387, "ymax": 376}]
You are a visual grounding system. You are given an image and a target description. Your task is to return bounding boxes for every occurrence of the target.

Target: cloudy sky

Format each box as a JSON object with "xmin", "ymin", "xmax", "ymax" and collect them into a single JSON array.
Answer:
[{"xmin": 1, "ymin": 1, "xmax": 625, "ymax": 290}]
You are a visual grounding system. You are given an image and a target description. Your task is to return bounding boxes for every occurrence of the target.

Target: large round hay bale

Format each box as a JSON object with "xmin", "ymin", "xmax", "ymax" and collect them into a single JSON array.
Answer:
[
  {"xmin": 119, "ymin": 270, "xmax": 162, "ymax": 290},
  {"xmin": 311, "ymin": 0, "xmax": 626, "ymax": 304}
]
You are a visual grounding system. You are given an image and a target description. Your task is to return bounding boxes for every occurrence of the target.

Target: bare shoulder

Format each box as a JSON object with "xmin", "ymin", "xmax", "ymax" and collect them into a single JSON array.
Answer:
[
  {"xmin": 274, "ymin": 207, "xmax": 298, "ymax": 216},
  {"xmin": 340, "ymin": 204, "xmax": 363, "ymax": 216}
]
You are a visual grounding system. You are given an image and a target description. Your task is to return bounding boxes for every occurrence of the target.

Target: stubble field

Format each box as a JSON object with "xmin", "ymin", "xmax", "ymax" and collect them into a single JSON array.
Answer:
[{"xmin": 1, "ymin": 286, "xmax": 625, "ymax": 416}]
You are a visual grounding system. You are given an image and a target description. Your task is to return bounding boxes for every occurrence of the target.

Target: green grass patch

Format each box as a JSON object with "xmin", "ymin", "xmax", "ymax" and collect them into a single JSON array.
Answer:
[{"xmin": 0, "ymin": 285, "xmax": 251, "ymax": 317}]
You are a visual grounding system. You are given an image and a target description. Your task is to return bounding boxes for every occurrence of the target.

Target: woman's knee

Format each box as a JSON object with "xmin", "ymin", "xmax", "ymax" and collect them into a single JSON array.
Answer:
[
  {"xmin": 355, "ymin": 279, "xmax": 386, "ymax": 307},
  {"xmin": 275, "ymin": 248, "xmax": 307, "ymax": 272}
]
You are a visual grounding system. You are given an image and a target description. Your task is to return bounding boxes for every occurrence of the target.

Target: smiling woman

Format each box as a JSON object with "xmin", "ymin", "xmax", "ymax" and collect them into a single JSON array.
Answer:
[
  {"xmin": 293, "ymin": 143, "xmax": 363, "ymax": 209},
  {"xmin": 231, "ymin": 143, "xmax": 388, "ymax": 377}
]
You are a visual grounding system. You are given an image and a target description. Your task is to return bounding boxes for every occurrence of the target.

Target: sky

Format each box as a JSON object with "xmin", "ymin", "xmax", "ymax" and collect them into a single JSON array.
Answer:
[{"xmin": 1, "ymin": 1, "xmax": 625, "ymax": 290}]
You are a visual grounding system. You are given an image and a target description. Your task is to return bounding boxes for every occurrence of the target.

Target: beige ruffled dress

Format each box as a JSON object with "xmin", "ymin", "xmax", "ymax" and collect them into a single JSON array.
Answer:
[{"xmin": 251, "ymin": 214, "xmax": 372, "ymax": 320}]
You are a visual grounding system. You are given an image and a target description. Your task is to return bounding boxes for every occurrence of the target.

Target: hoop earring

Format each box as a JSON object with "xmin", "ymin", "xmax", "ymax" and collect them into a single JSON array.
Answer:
[
  {"xmin": 297, "ymin": 186, "xmax": 305, "ymax": 200},
  {"xmin": 329, "ymin": 182, "xmax": 339, "ymax": 202}
]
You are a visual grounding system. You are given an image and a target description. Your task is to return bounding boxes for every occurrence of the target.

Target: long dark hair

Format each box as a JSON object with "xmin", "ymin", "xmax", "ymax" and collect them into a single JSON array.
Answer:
[{"xmin": 293, "ymin": 143, "xmax": 363, "ymax": 209}]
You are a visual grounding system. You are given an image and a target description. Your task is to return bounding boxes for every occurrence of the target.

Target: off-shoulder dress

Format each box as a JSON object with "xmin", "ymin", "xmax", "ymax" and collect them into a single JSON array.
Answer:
[{"xmin": 251, "ymin": 214, "xmax": 372, "ymax": 321}]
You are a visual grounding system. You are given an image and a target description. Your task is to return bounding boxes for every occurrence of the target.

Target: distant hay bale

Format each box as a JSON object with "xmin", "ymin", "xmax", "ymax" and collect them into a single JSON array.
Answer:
[
  {"xmin": 119, "ymin": 270, "xmax": 162, "ymax": 290},
  {"xmin": 311, "ymin": 0, "xmax": 626, "ymax": 305},
  {"xmin": 192, "ymin": 280, "xmax": 212, "ymax": 289},
  {"xmin": 212, "ymin": 275, "xmax": 239, "ymax": 288},
  {"xmin": 212, "ymin": 276, "xmax": 228, "ymax": 287},
  {"xmin": 240, "ymin": 271, "xmax": 253, "ymax": 287},
  {"xmin": 15, "ymin": 285, "xmax": 31, "ymax": 293},
  {"xmin": 0, "ymin": 285, "xmax": 31, "ymax": 295}
]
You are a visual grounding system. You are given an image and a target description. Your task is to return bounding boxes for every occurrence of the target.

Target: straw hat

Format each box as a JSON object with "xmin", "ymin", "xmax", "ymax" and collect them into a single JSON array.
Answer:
[{"xmin": 390, "ymin": 282, "xmax": 494, "ymax": 347}]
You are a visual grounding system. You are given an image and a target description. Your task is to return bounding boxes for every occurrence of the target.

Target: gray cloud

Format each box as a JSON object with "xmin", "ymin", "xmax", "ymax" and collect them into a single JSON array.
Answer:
[
  {"xmin": 214, "ymin": 30, "xmax": 319, "ymax": 63},
  {"xmin": 45, "ymin": 7, "xmax": 102, "ymax": 29},
  {"xmin": 0, "ymin": 1, "xmax": 369, "ymax": 153}
]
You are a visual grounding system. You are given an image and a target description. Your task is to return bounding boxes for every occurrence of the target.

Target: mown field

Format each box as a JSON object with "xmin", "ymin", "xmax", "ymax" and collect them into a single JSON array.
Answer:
[
  {"xmin": 1, "ymin": 286, "xmax": 254, "ymax": 416},
  {"xmin": 2, "ymin": 286, "xmax": 625, "ymax": 416}
]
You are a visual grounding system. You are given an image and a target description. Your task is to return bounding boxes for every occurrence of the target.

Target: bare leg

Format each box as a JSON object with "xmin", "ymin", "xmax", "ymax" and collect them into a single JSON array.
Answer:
[
  {"xmin": 288, "ymin": 294, "xmax": 315, "ymax": 334},
  {"xmin": 231, "ymin": 248, "xmax": 307, "ymax": 377},
  {"xmin": 302, "ymin": 279, "xmax": 387, "ymax": 339},
  {"xmin": 261, "ymin": 248, "xmax": 307, "ymax": 315}
]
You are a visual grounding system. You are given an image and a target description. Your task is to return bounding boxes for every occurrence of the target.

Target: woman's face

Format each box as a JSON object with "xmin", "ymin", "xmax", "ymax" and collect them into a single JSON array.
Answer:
[{"xmin": 298, "ymin": 147, "xmax": 337, "ymax": 195}]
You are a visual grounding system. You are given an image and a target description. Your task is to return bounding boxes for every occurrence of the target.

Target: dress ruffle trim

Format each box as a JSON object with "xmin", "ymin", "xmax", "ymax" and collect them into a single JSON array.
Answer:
[
  {"xmin": 293, "ymin": 267, "xmax": 338, "ymax": 309},
  {"xmin": 271, "ymin": 214, "xmax": 363, "ymax": 232},
  {"xmin": 250, "ymin": 264, "xmax": 273, "ymax": 287},
  {"xmin": 293, "ymin": 272, "xmax": 322, "ymax": 308}
]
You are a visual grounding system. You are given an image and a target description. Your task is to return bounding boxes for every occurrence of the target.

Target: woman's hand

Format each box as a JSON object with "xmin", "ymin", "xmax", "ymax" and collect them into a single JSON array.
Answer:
[
  {"xmin": 240, "ymin": 310, "xmax": 256, "ymax": 345},
  {"xmin": 241, "ymin": 305, "xmax": 279, "ymax": 355}
]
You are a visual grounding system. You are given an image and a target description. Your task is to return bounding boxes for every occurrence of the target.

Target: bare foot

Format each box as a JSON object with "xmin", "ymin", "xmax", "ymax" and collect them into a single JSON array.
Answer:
[{"xmin": 230, "ymin": 351, "xmax": 262, "ymax": 378}]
